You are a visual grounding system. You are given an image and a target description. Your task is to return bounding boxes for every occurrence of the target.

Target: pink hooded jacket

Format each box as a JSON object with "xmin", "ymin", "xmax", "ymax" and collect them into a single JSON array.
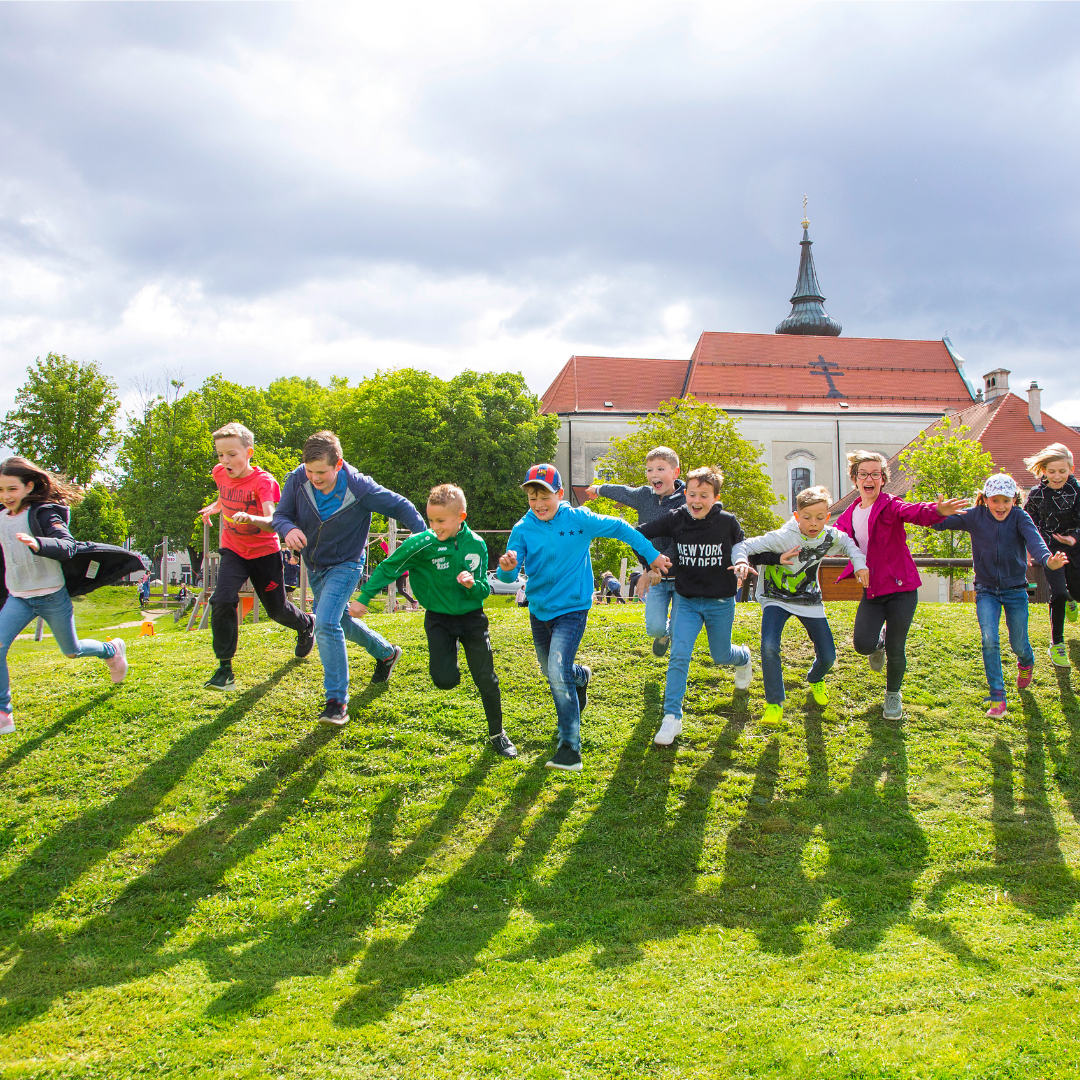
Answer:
[{"xmin": 833, "ymin": 492, "xmax": 943, "ymax": 598}]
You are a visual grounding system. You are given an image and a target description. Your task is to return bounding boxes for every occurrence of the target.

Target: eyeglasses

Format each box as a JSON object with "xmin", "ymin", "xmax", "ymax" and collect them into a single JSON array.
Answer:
[{"xmin": 857, "ymin": 471, "xmax": 883, "ymax": 480}]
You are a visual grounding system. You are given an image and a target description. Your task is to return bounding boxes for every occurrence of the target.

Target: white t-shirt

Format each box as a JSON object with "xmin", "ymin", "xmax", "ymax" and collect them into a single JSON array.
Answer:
[
  {"xmin": 0, "ymin": 509, "xmax": 65, "ymax": 598},
  {"xmin": 852, "ymin": 503, "xmax": 872, "ymax": 556}
]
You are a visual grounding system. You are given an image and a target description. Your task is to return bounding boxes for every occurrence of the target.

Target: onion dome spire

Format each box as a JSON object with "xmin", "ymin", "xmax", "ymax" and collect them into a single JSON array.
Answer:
[{"xmin": 775, "ymin": 198, "xmax": 841, "ymax": 337}]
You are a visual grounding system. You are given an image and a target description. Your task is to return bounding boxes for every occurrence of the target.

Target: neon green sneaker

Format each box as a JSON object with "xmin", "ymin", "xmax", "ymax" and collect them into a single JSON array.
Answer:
[
  {"xmin": 1067, "ymin": 600, "xmax": 1078, "ymax": 624},
  {"xmin": 1049, "ymin": 643, "xmax": 1071, "ymax": 668},
  {"xmin": 760, "ymin": 703, "xmax": 784, "ymax": 727},
  {"xmin": 809, "ymin": 680, "xmax": 829, "ymax": 706}
]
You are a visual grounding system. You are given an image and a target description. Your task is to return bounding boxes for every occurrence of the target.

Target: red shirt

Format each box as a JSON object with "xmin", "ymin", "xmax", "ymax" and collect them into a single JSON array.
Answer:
[{"xmin": 213, "ymin": 464, "xmax": 282, "ymax": 559}]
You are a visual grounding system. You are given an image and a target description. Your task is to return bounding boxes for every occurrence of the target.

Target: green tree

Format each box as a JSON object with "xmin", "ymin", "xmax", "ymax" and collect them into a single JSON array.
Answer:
[
  {"xmin": 1, "ymin": 353, "xmax": 120, "ymax": 484},
  {"xmin": 900, "ymin": 416, "xmax": 997, "ymax": 590},
  {"xmin": 69, "ymin": 484, "xmax": 129, "ymax": 545}
]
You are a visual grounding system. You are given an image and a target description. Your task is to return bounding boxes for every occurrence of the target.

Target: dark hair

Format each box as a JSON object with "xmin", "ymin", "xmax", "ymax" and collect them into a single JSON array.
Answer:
[
  {"xmin": 0, "ymin": 456, "xmax": 83, "ymax": 510},
  {"xmin": 302, "ymin": 430, "xmax": 343, "ymax": 465}
]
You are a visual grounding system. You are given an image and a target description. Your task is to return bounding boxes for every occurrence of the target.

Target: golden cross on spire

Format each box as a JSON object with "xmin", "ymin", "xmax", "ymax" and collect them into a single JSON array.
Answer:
[{"xmin": 801, "ymin": 194, "xmax": 809, "ymax": 230}]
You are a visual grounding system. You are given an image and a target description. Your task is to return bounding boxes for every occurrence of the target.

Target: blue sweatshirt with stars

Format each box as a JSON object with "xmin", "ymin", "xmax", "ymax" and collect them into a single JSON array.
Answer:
[{"xmin": 497, "ymin": 501, "xmax": 661, "ymax": 620}]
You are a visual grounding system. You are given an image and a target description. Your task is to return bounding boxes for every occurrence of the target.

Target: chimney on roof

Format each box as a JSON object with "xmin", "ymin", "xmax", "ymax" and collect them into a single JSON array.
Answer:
[
  {"xmin": 1027, "ymin": 380, "xmax": 1045, "ymax": 431},
  {"xmin": 982, "ymin": 368, "xmax": 1010, "ymax": 401}
]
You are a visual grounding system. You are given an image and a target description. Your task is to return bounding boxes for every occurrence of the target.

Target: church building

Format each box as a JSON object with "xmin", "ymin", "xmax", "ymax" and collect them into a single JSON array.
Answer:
[{"xmin": 540, "ymin": 216, "xmax": 980, "ymax": 509}]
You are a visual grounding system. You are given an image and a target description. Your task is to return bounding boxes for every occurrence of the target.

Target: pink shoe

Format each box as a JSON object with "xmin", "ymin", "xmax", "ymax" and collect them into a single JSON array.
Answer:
[
  {"xmin": 0, "ymin": 711, "xmax": 14, "ymax": 735},
  {"xmin": 1017, "ymin": 664, "xmax": 1034, "ymax": 690},
  {"xmin": 105, "ymin": 638, "xmax": 128, "ymax": 684},
  {"xmin": 985, "ymin": 700, "xmax": 1008, "ymax": 718}
]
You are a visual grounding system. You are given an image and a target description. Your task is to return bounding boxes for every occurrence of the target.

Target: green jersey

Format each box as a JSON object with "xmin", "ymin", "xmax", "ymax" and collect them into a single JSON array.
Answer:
[{"xmin": 358, "ymin": 522, "xmax": 491, "ymax": 615}]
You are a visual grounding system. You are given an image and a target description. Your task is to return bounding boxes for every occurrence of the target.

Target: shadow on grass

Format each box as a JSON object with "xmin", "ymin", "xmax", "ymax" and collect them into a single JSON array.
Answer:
[{"xmin": 0, "ymin": 692, "xmax": 111, "ymax": 781}]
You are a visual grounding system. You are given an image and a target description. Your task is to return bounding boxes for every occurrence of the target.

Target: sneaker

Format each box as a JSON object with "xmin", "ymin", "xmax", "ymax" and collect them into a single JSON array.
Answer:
[
  {"xmin": 1049, "ymin": 643, "xmax": 1071, "ymax": 668},
  {"xmin": 104, "ymin": 638, "xmax": 128, "ymax": 684},
  {"xmin": 809, "ymin": 680, "xmax": 829, "ymax": 706},
  {"xmin": 883, "ymin": 691, "xmax": 903, "ymax": 720},
  {"xmin": 1017, "ymin": 664, "xmax": 1034, "ymax": 690},
  {"xmin": 295, "ymin": 618, "xmax": 315, "ymax": 659},
  {"xmin": 868, "ymin": 646, "xmax": 886, "ymax": 673},
  {"xmin": 371, "ymin": 645, "xmax": 402, "ymax": 684},
  {"xmin": 654, "ymin": 713, "xmax": 682, "ymax": 746},
  {"xmin": 652, "ymin": 635, "xmax": 670, "ymax": 657},
  {"xmin": 0, "ymin": 711, "xmax": 14, "ymax": 735},
  {"xmin": 985, "ymin": 699, "xmax": 1008, "ymax": 718},
  {"xmin": 317, "ymin": 699, "xmax": 349, "ymax": 726},
  {"xmin": 734, "ymin": 657, "xmax": 753, "ymax": 691},
  {"xmin": 489, "ymin": 732, "xmax": 518, "ymax": 758},
  {"xmin": 545, "ymin": 743, "xmax": 583, "ymax": 771},
  {"xmin": 1067, "ymin": 599, "xmax": 1078, "ymax": 624},
  {"xmin": 577, "ymin": 665, "xmax": 592, "ymax": 714},
  {"xmin": 204, "ymin": 665, "xmax": 236, "ymax": 692},
  {"xmin": 760, "ymin": 703, "xmax": 784, "ymax": 727}
]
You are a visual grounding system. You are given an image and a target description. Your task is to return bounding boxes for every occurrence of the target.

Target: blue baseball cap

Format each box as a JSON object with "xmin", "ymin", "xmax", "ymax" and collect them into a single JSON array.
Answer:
[{"xmin": 521, "ymin": 463, "xmax": 563, "ymax": 492}]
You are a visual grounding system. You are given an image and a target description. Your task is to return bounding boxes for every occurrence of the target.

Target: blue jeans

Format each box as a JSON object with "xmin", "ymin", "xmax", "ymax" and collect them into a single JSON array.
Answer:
[
  {"xmin": 976, "ymin": 586, "xmax": 1034, "ymax": 702},
  {"xmin": 530, "ymin": 608, "xmax": 590, "ymax": 752},
  {"xmin": 0, "ymin": 588, "xmax": 115, "ymax": 714},
  {"xmin": 645, "ymin": 579, "xmax": 678, "ymax": 639},
  {"xmin": 664, "ymin": 595, "xmax": 750, "ymax": 718},
  {"xmin": 307, "ymin": 561, "xmax": 394, "ymax": 705},
  {"xmin": 760, "ymin": 605, "xmax": 836, "ymax": 705}
]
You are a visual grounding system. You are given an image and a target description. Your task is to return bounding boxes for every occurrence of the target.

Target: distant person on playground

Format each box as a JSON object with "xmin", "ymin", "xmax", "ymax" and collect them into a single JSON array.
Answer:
[
  {"xmin": 598, "ymin": 571, "xmax": 625, "ymax": 604},
  {"xmin": 498, "ymin": 464, "xmax": 670, "ymax": 772},
  {"xmin": 933, "ymin": 472, "xmax": 1067, "ymax": 718},
  {"xmin": 273, "ymin": 430, "xmax": 425, "ymax": 727},
  {"xmin": 1023, "ymin": 443, "xmax": 1080, "ymax": 669},
  {"xmin": 0, "ymin": 457, "xmax": 142, "ymax": 736},
  {"xmin": 731, "ymin": 485, "xmax": 868, "ymax": 727},
  {"xmin": 584, "ymin": 446, "xmax": 685, "ymax": 655},
  {"xmin": 198, "ymin": 423, "xmax": 316, "ymax": 692},
  {"xmin": 349, "ymin": 483, "xmax": 517, "ymax": 757}
]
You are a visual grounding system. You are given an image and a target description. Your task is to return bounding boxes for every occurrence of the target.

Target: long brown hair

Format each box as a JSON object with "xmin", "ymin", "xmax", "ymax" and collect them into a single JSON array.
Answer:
[{"xmin": 0, "ymin": 457, "xmax": 83, "ymax": 511}]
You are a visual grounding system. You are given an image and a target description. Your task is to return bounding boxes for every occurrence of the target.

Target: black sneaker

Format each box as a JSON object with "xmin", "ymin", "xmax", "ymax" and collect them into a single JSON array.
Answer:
[
  {"xmin": 317, "ymin": 699, "xmax": 349, "ymax": 726},
  {"xmin": 652, "ymin": 635, "xmax": 670, "ymax": 657},
  {"xmin": 489, "ymin": 732, "xmax": 518, "ymax": 758},
  {"xmin": 576, "ymin": 665, "xmax": 592, "ymax": 714},
  {"xmin": 545, "ymin": 743, "xmax": 582, "ymax": 771},
  {"xmin": 204, "ymin": 666, "xmax": 236, "ymax": 692},
  {"xmin": 371, "ymin": 645, "xmax": 402, "ymax": 684},
  {"xmin": 295, "ymin": 618, "xmax": 316, "ymax": 659}
]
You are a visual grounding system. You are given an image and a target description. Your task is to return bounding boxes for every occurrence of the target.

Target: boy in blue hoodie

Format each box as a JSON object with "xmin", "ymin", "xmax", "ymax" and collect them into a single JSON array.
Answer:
[
  {"xmin": 497, "ymin": 464, "xmax": 670, "ymax": 771},
  {"xmin": 273, "ymin": 430, "xmax": 426, "ymax": 727}
]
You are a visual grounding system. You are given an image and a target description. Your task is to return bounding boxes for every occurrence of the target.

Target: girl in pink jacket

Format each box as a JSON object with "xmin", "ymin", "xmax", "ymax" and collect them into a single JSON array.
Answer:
[{"xmin": 832, "ymin": 451, "xmax": 967, "ymax": 720}]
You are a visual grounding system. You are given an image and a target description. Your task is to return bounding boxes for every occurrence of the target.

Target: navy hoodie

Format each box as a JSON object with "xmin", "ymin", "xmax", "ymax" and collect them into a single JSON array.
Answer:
[{"xmin": 934, "ymin": 504, "xmax": 1053, "ymax": 591}]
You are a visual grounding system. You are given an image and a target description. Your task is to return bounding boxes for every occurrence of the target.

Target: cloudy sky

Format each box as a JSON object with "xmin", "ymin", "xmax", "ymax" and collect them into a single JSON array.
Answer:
[{"xmin": 1, "ymin": 1, "xmax": 1079, "ymax": 426}]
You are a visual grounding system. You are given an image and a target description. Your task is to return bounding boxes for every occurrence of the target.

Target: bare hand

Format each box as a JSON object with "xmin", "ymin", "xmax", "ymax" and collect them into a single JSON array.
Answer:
[
  {"xmin": 231, "ymin": 511, "xmax": 252, "ymax": 524},
  {"xmin": 583, "ymin": 485, "xmax": 599, "ymax": 500},
  {"xmin": 855, "ymin": 568, "xmax": 870, "ymax": 587},
  {"xmin": 649, "ymin": 554, "xmax": 671, "ymax": 574},
  {"xmin": 730, "ymin": 562, "xmax": 754, "ymax": 586},
  {"xmin": 457, "ymin": 570, "xmax": 475, "ymax": 588},
  {"xmin": 16, "ymin": 532, "xmax": 39, "ymax": 552},
  {"xmin": 935, "ymin": 498, "xmax": 969, "ymax": 517},
  {"xmin": 284, "ymin": 528, "xmax": 307, "ymax": 551},
  {"xmin": 637, "ymin": 570, "xmax": 660, "ymax": 597},
  {"xmin": 498, "ymin": 550, "xmax": 518, "ymax": 572},
  {"xmin": 199, "ymin": 503, "xmax": 218, "ymax": 523},
  {"xmin": 1027, "ymin": 554, "xmax": 1035, "ymax": 567},
  {"xmin": 779, "ymin": 546, "xmax": 801, "ymax": 566},
  {"xmin": 348, "ymin": 600, "xmax": 368, "ymax": 618},
  {"xmin": 1053, "ymin": 533, "xmax": 1077, "ymax": 547},
  {"xmin": 1047, "ymin": 552, "xmax": 1069, "ymax": 570}
]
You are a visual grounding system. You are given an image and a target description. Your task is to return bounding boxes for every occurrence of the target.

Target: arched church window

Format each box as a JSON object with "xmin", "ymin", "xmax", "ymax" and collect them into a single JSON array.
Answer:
[{"xmin": 791, "ymin": 467, "xmax": 812, "ymax": 510}]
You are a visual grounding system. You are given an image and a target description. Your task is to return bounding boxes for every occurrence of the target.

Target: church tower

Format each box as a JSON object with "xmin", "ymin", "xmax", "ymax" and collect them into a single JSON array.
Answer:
[{"xmin": 775, "ymin": 203, "xmax": 842, "ymax": 337}]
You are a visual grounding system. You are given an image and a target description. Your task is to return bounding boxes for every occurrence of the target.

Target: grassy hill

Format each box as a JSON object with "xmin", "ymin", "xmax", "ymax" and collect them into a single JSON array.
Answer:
[{"xmin": 1, "ymin": 592, "xmax": 1079, "ymax": 1078}]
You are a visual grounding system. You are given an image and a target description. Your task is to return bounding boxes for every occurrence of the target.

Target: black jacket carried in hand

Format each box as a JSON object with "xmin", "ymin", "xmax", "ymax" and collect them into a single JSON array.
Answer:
[
  {"xmin": 0, "ymin": 502, "xmax": 147, "ymax": 608},
  {"xmin": 637, "ymin": 504, "xmax": 744, "ymax": 599}
]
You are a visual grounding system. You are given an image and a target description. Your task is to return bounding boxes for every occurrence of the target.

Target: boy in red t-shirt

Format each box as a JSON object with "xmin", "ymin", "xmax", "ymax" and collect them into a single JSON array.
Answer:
[{"xmin": 198, "ymin": 423, "xmax": 315, "ymax": 690}]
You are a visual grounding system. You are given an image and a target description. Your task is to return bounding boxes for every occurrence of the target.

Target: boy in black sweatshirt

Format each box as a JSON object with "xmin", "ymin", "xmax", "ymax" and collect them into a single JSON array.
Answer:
[{"xmin": 636, "ymin": 466, "xmax": 752, "ymax": 746}]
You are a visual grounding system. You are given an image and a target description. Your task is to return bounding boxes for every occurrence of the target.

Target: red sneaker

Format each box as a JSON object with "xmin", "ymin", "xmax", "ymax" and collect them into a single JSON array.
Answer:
[
  {"xmin": 1017, "ymin": 664, "xmax": 1034, "ymax": 690},
  {"xmin": 985, "ymin": 700, "xmax": 1008, "ymax": 718}
]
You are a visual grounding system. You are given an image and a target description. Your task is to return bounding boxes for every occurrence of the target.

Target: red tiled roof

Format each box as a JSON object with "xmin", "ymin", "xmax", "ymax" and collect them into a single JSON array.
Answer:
[
  {"xmin": 685, "ymin": 332, "xmax": 974, "ymax": 413},
  {"xmin": 540, "ymin": 355, "xmax": 690, "ymax": 414}
]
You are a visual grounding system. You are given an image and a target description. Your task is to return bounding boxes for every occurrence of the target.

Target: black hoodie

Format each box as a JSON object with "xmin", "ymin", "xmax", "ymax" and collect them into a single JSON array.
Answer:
[{"xmin": 637, "ymin": 504, "xmax": 744, "ymax": 599}]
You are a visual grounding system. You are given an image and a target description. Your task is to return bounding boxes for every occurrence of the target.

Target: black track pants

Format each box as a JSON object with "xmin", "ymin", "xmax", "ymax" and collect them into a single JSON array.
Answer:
[
  {"xmin": 852, "ymin": 588, "xmax": 919, "ymax": 694},
  {"xmin": 425, "ymin": 608, "xmax": 503, "ymax": 735},
  {"xmin": 1046, "ymin": 556, "xmax": 1080, "ymax": 644}
]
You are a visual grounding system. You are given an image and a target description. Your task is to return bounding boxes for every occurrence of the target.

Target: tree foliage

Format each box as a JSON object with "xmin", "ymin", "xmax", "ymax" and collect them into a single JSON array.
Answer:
[
  {"xmin": 69, "ymin": 484, "xmax": 129, "ymax": 545},
  {"xmin": 1, "ymin": 353, "xmax": 120, "ymax": 484}
]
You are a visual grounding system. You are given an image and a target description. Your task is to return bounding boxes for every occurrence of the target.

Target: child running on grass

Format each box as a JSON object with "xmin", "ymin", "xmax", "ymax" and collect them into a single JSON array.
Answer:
[
  {"xmin": 273, "ymin": 431, "xmax": 425, "ymax": 727},
  {"xmin": 1023, "ymin": 443, "xmax": 1080, "ymax": 669},
  {"xmin": 349, "ymin": 484, "xmax": 517, "ymax": 758},
  {"xmin": 0, "ymin": 457, "xmax": 144, "ymax": 735},
  {"xmin": 635, "ymin": 465, "xmax": 752, "ymax": 746},
  {"xmin": 199, "ymin": 423, "xmax": 316, "ymax": 692},
  {"xmin": 584, "ymin": 446, "xmax": 685, "ymax": 655},
  {"xmin": 497, "ymin": 464, "xmax": 670, "ymax": 772},
  {"xmin": 731, "ymin": 485, "xmax": 868, "ymax": 726},
  {"xmin": 934, "ymin": 472, "xmax": 1067, "ymax": 717}
]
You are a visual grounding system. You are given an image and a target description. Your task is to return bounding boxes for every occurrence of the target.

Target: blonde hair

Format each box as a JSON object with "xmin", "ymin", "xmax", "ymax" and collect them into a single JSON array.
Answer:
[
  {"xmin": 302, "ymin": 430, "xmax": 343, "ymax": 464},
  {"xmin": 847, "ymin": 449, "xmax": 890, "ymax": 484},
  {"xmin": 212, "ymin": 422, "xmax": 255, "ymax": 449},
  {"xmin": 976, "ymin": 490, "xmax": 1022, "ymax": 508},
  {"xmin": 685, "ymin": 465, "xmax": 724, "ymax": 496},
  {"xmin": 1024, "ymin": 442, "xmax": 1074, "ymax": 476},
  {"xmin": 796, "ymin": 485, "xmax": 831, "ymax": 510},
  {"xmin": 428, "ymin": 483, "xmax": 467, "ymax": 511},
  {"xmin": 646, "ymin": 445, "xmax": 680, "ymax": 469}
]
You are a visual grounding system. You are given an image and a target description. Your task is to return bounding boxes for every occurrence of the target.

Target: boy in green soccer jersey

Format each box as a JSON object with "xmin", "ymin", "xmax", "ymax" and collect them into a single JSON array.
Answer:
[{"xmin": 349, "ymin": 484, "xmax": 516, "ymax": 757}]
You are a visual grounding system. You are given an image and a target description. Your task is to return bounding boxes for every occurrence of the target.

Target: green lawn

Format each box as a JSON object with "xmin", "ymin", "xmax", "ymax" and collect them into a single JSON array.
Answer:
[{"xmin": 1, "ymin": 595, "xmax": 1079, "ymax": 1078}]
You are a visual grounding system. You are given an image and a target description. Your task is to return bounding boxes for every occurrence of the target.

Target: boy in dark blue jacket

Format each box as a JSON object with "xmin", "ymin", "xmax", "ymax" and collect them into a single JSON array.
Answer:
[
  {"xmin": 497, "ymin": 464, "xmax": 670, "ymax": 771},
  {"xmin": 273, "ymin": 430, "xmax": 425, "ymax": 727}
]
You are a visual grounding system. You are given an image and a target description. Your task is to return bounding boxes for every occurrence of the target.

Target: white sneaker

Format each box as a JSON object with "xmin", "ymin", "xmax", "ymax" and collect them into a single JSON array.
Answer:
[
  {"xmin": 0, "ymin": 711, "xmax": 14, "ymax": 735},
  {"xmin": 654, "ymin": 714, "xmax": 682, "ymax": 746},
  {"xmin": 105, "ymin": 638, "xmax": 128, "ymax": 684},
  {"xmin": 734, "ymin": 657, "xmax": 753, "ymax": 690}
]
